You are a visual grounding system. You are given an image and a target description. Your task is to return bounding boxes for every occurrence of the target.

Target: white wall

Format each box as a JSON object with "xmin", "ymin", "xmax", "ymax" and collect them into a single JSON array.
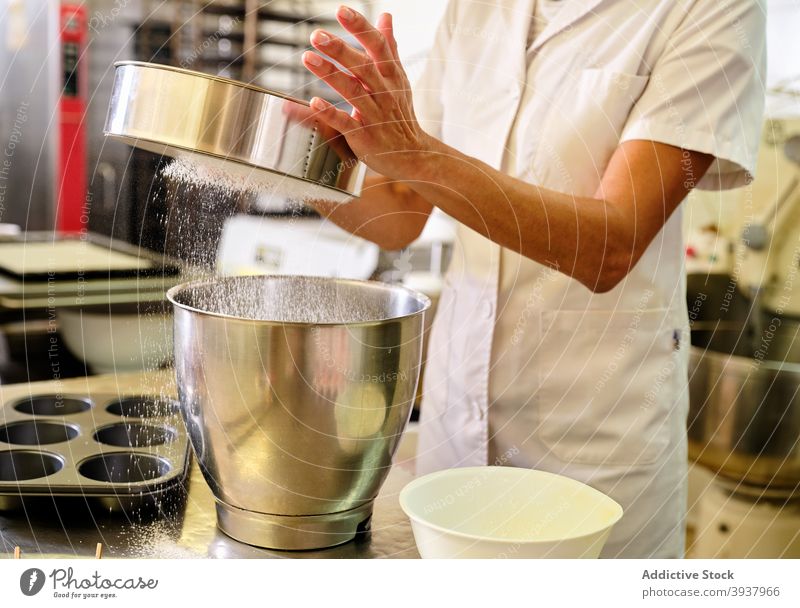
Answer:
[
  {"xmin": 368, "ymin": 0, "xmax": 448, "ymax": 78},
  {"xmin": 766, "ymin": 0, "xmax": 800, "ymax": 89}
]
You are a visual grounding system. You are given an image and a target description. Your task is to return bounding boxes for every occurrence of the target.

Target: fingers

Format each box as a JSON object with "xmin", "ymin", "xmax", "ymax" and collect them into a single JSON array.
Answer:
[
  {"xmin": 336, "ymin": 6, "xmax": 395, "ymax": 69},
  {"xmin": 310, "ymin": 97, "xmax": 361, "ymax": 135},
  {"xmin": 309, "ymin": 29, "xmax": 384, "ymax": 92},
  {"xmin": 375, "ymin": 12, "xmax": 399, "ymax": 61},
  {"xmin": 302, "ymin": 51, "xmax": 376, "ymax": 114}
]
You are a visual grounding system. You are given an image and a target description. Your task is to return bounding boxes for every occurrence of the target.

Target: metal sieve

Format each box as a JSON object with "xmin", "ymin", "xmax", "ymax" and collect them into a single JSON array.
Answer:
[{"xmin": 104, "ymin": 61, "xmax": 366, "ymax": 200}]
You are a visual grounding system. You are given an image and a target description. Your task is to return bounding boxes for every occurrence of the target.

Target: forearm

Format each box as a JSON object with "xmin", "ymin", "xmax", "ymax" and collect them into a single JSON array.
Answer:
[
  {"xmin": 311, "ymin": 174, "xmax": 433, "ymax": 251},
  {"xmin": 406, "ymin": 137, "xmax": 634, "ymax": 292}
]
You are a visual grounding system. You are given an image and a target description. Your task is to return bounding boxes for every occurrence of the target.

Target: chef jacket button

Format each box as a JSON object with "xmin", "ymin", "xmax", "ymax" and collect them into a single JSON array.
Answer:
[
  {"xmin": 481, "ymin": 300, "xmax": 494, "ymax": 319},
  {"xmin": 471, "ymin": 398, "xmax": 483, "ymax": 418},
  {"xmin": 505, "ymin": 82, "xmax": 520, "ymax": 99}
]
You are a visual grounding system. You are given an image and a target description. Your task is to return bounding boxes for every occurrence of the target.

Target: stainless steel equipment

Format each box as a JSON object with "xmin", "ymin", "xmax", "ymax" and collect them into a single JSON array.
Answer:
[
  {"xmin": 0, "ymin": 0, "xmax": 60, "ymax": 230},
  {"xmin": 168, "ymin": 275, "xmax": 429, "ymax": 550},
  {"xmin": 104, "ymin": 61, "xmax": 366, "ymax": 201},
  {"xmin": 0, "ymin": 392, "xmax": 190, "ymax": 513},
  {"xmin": 687, "ymin": 274, "xmax": 800, "ymax": 489}
]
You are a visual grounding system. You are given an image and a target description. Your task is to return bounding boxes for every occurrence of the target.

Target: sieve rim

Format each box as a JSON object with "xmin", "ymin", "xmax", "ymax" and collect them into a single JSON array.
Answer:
[{"xmin": 113, "ymin": 61, "xmax": 311, "ymax": 106}]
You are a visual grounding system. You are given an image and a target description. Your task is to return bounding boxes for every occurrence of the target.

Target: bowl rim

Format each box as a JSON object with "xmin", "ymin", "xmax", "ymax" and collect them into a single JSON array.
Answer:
[
  {"xmin": 166, "ymin": 274, "xmax": 432, "ymax": 327},
  {"xmin": 399, "ymin": 466, "xmax": 624, "ymax": 545}
]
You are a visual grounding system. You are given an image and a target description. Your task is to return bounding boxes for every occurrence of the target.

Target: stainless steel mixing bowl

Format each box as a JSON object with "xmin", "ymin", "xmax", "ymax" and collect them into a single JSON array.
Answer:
[
  {"xmin": 104, "ymin": 61, "xmax": 366, "ymax": 200},
  {"xmin": 687, "ymin": 274, "xmax": 800, "ymax": 489},
  {"xmin": 167, "ymin": 276, "xmax": 430, "ymax": 550}
]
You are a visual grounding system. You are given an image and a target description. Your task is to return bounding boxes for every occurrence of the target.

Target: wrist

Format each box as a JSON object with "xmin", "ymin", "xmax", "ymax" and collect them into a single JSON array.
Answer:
[{"xmin": 390, "ymin": 131, "xmax": 441, "ymax": 182}]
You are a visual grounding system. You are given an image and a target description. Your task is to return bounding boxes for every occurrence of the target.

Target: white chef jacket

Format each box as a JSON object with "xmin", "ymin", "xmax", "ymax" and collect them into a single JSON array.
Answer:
[{"xmin": 413, "ymin": 0, "xmax": 765, "ymax": 558}]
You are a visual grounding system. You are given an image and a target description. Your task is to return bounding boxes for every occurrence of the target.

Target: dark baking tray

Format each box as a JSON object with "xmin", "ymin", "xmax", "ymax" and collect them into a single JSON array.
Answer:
[{"xmin": 0, "ymin": 393, "xmax": 191, "ymax": 513}]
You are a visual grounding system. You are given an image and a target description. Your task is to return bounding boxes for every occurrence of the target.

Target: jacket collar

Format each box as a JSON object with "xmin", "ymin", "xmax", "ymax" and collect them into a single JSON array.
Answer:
[
  {"xmin": 520, "ymin": 0, "xmax": 607, "ymax": 54},
  {"xmin": 501, "ymin": 0, "xmax": 605, "ymax": 85}
]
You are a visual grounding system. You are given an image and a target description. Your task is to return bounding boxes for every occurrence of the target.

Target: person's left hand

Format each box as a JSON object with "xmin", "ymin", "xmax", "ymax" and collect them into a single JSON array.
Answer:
[{"xmin": 301, "ymin": 6, "xmax": 430, "ymax": 180}]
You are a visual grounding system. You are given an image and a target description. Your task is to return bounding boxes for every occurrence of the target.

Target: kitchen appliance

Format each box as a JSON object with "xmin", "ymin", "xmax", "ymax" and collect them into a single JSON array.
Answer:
[
  {"xmin": 687, "ymin": 273, "xmax": 800, "ymax": 557},
  {"xmin": 0, "ymin": 392, "xmax": 190, "ymax": 514},
  {"xmin": 0, "ymin": 1, "xmax": 90, "ymax": 232},
  {"xmin": 168, "ymin": 275, "xmax": 429, "ymax": 550},
  {"xmin": 57, "ymin": 4, "xmax": 89, "ymax": 232},
  {"xmin": 0, "ymin": 0, "xmax": 59, "ymax": 231},
  {"xmin": 215, "ymin": 214, "xmax": 379, "ymax": 279},
  {"xmin": 104, "ymin": 61, "xmax": 367, "ymax": 202},
  {"xmin": 399, "ymin": 467, "xmax": 623, "ymax": 558},
  {"xmin": 689, "ymin": 316, "xmax": 800, "ymax": 488}
]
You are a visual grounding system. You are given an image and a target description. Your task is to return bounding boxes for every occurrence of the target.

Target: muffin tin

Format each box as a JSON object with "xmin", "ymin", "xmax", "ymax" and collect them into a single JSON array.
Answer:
[{"xmin": 0, "ymin": 393, "xmax": 190, "ymax": 512}]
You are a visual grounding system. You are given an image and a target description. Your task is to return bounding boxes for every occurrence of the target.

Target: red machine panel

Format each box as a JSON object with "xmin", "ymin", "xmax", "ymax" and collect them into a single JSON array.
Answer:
[{"xmin": 57, "ymin": 4, "xmax": 87, "ymax": 233}]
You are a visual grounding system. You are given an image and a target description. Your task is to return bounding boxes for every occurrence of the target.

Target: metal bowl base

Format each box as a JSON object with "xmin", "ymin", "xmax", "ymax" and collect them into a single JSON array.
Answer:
[{"xmin": 215, "ymin": 500, "xmax": 374, "ymax": 551}]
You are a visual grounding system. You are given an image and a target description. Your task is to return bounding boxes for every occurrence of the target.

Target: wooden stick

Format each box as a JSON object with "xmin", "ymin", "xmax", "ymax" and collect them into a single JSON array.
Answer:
[
  {"xmin": 95, "ymin": 543, "xmax": 103, "ymax": 559},
  {"xmin": 13, "ymin": 546, "xmax": 20, "ymax": 559}
]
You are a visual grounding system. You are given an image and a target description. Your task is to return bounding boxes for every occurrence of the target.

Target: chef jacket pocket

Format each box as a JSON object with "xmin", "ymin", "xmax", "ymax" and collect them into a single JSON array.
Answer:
[
  {"xmin": 535, "ymin": 308, "xmax": 677, "ymax": 467},
  {"xmin": 530, "ymin": 69, "xmax": 650, "ymax": 189}
]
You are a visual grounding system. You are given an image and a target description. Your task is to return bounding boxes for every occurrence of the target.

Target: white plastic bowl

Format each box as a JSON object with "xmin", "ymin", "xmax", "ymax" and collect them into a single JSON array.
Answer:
[
  {"xmin": 58, "ymin": 302, "xmax": 173, "ymax": 374},
  {"xmin": 399, "ymin": 467, "xmax": 623, "ymax": 558}
]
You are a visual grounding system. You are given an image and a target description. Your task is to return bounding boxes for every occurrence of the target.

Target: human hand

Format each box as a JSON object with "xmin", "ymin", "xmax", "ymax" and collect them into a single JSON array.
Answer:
[{"xmin": 301, "ymin": 6, "xmax": 430, "ymax": 180}]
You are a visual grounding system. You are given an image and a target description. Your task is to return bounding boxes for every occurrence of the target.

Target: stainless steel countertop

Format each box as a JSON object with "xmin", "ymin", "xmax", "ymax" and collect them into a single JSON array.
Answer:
[{"xmin": 0, "ymin": 372, "xmax": 419, "ymax": 559}]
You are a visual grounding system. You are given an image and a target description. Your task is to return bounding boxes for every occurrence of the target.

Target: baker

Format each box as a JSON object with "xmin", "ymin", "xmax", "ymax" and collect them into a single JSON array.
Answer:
[{"xmin": 302, "ymin": 1, "xmax": 765, "ymax": 557}]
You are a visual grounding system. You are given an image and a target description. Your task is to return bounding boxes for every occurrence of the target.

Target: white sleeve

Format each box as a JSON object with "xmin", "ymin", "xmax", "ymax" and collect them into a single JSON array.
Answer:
[
  {"xmin": 411, "ymin": 0, "xmax": 458, "ymax": 140},
  {"xmin": 620, "ymin": 0, "xmax": 767, "ymax": 190}
]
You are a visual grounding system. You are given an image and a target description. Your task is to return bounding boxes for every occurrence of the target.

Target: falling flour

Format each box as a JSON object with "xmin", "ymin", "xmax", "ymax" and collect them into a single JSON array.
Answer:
[
  {"xmin": 161, "ymin": 152, "xmax": 353, "ymax": 205},
  {"xmin": 157, "ymin": 151, "xmax": 394, "ymax": 325}
]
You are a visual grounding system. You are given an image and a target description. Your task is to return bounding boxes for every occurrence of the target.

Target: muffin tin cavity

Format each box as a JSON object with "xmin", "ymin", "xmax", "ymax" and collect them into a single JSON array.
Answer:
[
  {"xmin": 0, "ymin": 450, "xmax": 64, "ymax": 481},
  {"xmin": 14, "ymin": 396, "xmax": 92, "ymax": 416},
  {"xmin": 0, "ymin": 392, "xmax": 190, "ymax": 511},
  {"xmin": 106, "ymin": 396, "xmax": 177, "ymax": 418},
  {"xmin": 78, "ymin": 452, "xmax": 172, "ymax": 483},
  {"xmin": 0, "ymin": 421, "xmax": 79, "ymax": 445},
  {"xmin": 93, "ymin": 423, "xmax": 176, "ymax": 448}
]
